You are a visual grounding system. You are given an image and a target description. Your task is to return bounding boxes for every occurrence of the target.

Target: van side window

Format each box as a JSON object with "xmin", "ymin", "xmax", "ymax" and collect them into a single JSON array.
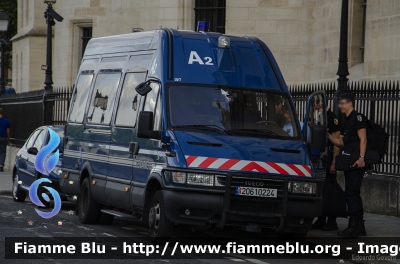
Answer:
[
  {"xmin": 154, "ymin": 95, "xmax": 162, "ymax": 130},
  {"xmin": 69, "ymin": 72, "xmax": 94, "ymax": 123},
  {"xmin": 87, "ymin": 70, "xmax": 121, "ymax": 125},
  {"xmin": 144, "ymin": 83, "xmax": 160, "ymax": 112},
  {"xmin": 115, "ymin": 72, "xmax": 147, "ymax": 127}
]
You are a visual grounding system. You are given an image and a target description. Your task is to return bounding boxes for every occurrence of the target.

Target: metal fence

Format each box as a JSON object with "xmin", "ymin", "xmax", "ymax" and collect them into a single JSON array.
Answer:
[
  {"xmin": 1, "ymin": 81, "xmax": 399, "ymax": 175},
  {"xmin": 289, "ymin": 81, "xmax": 400, "ymax": 176},
  {"xmin": 0, "ymin": 87, "xmax": 72, "ymax": 147}
]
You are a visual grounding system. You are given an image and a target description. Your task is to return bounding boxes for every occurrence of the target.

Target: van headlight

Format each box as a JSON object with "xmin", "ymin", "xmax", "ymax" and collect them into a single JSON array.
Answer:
[
  {"xmin": 187, "ymin": 173, "xmax": 214, "ymax": 186},
  {"xmin": 163, "ymin": 171, "xmax": 218, "ymax": 187},
  {"xmin": 164, "ymin": 171, "xmax": 186, "ymax": 184},
  {"xmin": 288, "ymin": 181, "xmax": 317, "ymax": 195}
]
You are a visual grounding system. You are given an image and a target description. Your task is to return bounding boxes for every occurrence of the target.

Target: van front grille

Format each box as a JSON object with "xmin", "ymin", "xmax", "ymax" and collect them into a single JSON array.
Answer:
[{"xmin": 230, "ymin": 200, "xmax": 281, "ymax": 214}]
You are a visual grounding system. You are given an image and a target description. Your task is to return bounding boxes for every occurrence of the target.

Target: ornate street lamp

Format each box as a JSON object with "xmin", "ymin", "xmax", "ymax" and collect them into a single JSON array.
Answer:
[
  {"xmin": 0, "ymin": 10, "xmax": 10, "ymax": 95},
  {"xmin": 43, "ymin": 0, "xmax": 63, "ymax": 91},
  {"xmin": 334, "ymin": 0, "xmax": 350, "ymax": 116}
]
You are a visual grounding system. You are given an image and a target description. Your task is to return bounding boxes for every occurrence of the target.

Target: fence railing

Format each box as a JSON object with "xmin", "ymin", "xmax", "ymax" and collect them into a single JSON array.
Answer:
[
  {"xmin": 289, "ymin": 81, "xmax": 400, "ymax": 176},
  {"xmin": 0, "ymin": 87, "xmax": 72, "ymax": 147},
  {"xmin": 2, "ymin": 81, "xmax": 399, "ymax": 175}
]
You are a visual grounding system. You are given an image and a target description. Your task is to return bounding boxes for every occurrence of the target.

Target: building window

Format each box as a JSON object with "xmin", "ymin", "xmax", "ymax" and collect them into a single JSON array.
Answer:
[
  {"xmin": 349, "ymin": 0, "xmax": 366, "ymax": 66},
  {"xmin": 194, "ymin": 0, "xmax": 226, "ymax": 34},
  {"xmin": 81, "ymin": 27, "xmax": 93, "ymax": 57},
  {"xmin": 360, "ymin": 0, "xmax": 367, "ymax": 61}
]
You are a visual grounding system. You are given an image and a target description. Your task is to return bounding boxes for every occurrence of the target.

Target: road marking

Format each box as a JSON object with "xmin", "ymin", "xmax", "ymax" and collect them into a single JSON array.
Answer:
[
  {"xmin": 77, "ymin": 226, "xmax": 94, "ymax": 231},
  {"xmin": 121, "ymin": 226, "xmax": 136, "ymax": 231},
  {"xmin": 103, "ymin": 232, "xmax": 116, "ymax": 237},
  {"xmin": 223, "ymin": 258, "xmax": 245, "ymax": 262},
  {"xmin": 225, "ymin": 254, "xmax": 270, "ymax": 264}
]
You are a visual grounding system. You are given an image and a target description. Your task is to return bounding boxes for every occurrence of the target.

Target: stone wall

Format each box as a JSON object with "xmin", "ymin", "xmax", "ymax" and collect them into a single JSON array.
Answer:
[
  {"xmin": 225, "ymin": 0, "xmax": 316, "ymax": 84},
  {"xmin": 360, "ymin": 0, "xmax": 400, "ymax": 81},
  {"xmin": 52, "ymin": 0, "xmax": 194, "ymax": 86},
  {"xmin": 11, "ymin": 0, "xmax": 48, "ymax": 92},
  {"xmin": 10, "ymin": 0, "xmax": 400, "ymax": 91}
]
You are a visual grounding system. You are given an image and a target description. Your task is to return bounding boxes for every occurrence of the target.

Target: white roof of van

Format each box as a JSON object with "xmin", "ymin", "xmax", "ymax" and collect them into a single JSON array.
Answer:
[{"xmin": 84, "ymin": 30, "xmax": 159, "ymax": 56}]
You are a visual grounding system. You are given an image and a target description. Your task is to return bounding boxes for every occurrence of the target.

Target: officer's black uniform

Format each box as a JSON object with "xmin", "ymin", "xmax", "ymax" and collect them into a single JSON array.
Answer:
[
  {"xmin": 312, "ymin": 109, "xmax": 340, "ymax": 230},
  {"xmin": 338, "ymin": 107, "xmax": 368, "ymax": 237},
  {"xmin": 326, "ymin": 109, "xmax": 340, "ymax": 179},
  {"xmin": 340, "ymin": 110, "xmax": 367, "ymax": 217}
]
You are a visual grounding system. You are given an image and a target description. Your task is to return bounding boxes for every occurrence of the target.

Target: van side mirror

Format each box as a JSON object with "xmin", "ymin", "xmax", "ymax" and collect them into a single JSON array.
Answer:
[
  {"xmin": 27, "ymin": 147, "xmax": 39, "ymax": 155},
  {"xmin": 311, "ymin": 125, "xmax": 326, "ymax": 151},
  {"xmin": 135, "ymin": 82, "xmax": 152, "ymax": 96},
  {"xmin": 137, "ymin": 111, "xmax": 161, "ymax": 139}
]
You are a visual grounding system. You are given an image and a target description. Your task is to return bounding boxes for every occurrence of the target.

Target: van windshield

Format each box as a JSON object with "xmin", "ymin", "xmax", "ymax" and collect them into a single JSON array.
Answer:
[{"xmin": 168, "ymin": 85, "xmax": 300, "ymax": 140}]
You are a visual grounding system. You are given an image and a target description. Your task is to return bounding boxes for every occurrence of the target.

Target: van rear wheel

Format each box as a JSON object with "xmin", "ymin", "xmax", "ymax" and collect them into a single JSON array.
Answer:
[
  {"xmin": 149, "ymin": 191, "xmax": 174, "ymax": 243},
  {"xmin": 78, "ymin": 178, "xmax": 101, "ymax": 224}
]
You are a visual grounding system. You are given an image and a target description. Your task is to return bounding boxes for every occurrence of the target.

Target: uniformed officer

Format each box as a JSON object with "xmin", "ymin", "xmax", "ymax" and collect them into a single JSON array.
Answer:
[
  {"xmin": 312, "ymin": 99, "xmax": 341, "ymax": 231},
  {"xmin": 328, "ymin": 91, "xmax": 367, "ymax": 238}
]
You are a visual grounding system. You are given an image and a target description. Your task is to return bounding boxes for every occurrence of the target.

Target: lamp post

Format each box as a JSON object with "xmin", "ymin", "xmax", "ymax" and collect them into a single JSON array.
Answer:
[
  {"xmin": 333, "ymin": 0, "xmax": 350, "ymax": 116},
  {"xmin": 0, "ymin": 10, "xmax": 10, "ymax": 95},
  {"xmin": 44, "ymin": 0, "xmax": 63, "ymax": 91}
]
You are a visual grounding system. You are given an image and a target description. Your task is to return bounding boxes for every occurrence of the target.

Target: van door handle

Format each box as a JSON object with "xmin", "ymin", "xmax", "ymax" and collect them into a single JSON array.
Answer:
[{"xmin": 129, "ymin": 142, "xmax": 139, "ymax": 155}]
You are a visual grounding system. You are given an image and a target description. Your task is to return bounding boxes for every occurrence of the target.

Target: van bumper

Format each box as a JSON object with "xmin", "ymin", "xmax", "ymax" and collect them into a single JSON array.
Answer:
[{"xmin": 162, "ymin": 176, "xmax": 322, "ymax": 233}]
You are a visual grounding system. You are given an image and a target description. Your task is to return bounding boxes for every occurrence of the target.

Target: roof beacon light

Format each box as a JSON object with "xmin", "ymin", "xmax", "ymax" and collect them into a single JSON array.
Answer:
[
  {"xmin": 218, "ymin": 36, "xmax": 230, "ymax": 49},
  {"xmin": 197, "ymin": 21, "xmax": 210, "ymax": 32}
]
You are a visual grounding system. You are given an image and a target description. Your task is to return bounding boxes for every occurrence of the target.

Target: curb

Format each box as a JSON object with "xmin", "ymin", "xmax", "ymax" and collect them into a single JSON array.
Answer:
[{"xmin": 0, "ymin": 191, "xmax": 12, "ymax": 196}]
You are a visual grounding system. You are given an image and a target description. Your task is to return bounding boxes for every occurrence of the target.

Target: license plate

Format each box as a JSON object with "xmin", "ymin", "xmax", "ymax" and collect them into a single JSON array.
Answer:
[{"xmin": 235, "ymin": 186, "xmax": 277, "ymax": 198}]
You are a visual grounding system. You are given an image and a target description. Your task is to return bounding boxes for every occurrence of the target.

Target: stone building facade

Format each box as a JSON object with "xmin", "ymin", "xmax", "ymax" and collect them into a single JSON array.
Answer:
[{"xmin": 11, "ymin": 0, "xmax": 400, "ymax": 92}]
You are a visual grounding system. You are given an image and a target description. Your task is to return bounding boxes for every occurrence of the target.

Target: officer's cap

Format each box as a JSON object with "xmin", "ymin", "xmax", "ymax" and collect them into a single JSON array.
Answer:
[{"xmin": 338, "ymin": 90, "xmax": 355, "ymax": 101}]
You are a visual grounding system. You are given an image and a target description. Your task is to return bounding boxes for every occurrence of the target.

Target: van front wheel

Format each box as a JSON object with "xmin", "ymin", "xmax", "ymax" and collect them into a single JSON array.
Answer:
[
  {"xmin": 78, "ymin": 178, "xmax": 100, "ymax": 224},
  {"xmin": 149, "ymin": 191, "xmax": 174, "ymax": 243}
]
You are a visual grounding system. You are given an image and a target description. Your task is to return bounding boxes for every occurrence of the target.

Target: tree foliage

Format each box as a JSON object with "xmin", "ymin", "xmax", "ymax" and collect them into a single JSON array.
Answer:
[{"xmin": 0, "ymin": 0, "xmax": 17, "ymax": 69}]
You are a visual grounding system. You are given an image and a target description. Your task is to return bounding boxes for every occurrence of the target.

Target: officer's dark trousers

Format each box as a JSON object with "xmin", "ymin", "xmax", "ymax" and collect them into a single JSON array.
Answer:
[
  {"xmin": 318, "ymin": 151, "xmax": 337, "ymax": 220},
  {"xmin": 344, "ymin": 168, "xmax": 366, "ymax": 217},
  {"xmin": 325, "ymin": 151, "xmax": 336, "ymax": 181}
]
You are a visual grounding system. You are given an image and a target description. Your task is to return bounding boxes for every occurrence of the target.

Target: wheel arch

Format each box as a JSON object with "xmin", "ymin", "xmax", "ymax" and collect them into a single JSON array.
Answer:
[
  {"xmin": 80, "ymin": 161, "xmax": 93, "ymax": 187},
  {"xmin": 144, "ymin": 173, "xmax": 164, "ymax": 210}
]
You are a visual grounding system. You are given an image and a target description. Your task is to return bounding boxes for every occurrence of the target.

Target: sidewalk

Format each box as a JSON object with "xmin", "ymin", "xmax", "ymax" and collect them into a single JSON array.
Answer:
[{"xmin": 0, "ymin": 170, "xmax": 13, "ymax": 195}]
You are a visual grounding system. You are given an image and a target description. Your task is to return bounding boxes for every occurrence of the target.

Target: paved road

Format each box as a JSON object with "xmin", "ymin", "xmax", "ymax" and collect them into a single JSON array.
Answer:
[{"xmin": 0, "ymin": 195, "xmax": 353, "ymax": 264}]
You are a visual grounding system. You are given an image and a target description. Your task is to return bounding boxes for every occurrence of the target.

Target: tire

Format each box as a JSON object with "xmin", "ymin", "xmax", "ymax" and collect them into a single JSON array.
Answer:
[
  {"xmin": 98, "ymin": 213, "xmax": 114, "ymax": 225},
  {"xmin": 12, "ymin": 171, "xmax": 26, "ymax": 202},
  {"xmin": 148, "ymin": 190, "xmax": 174, "ymax": 243},
  {"xmin": 78, "ymin": 178, "xmax": 101, "ymax": 224}
]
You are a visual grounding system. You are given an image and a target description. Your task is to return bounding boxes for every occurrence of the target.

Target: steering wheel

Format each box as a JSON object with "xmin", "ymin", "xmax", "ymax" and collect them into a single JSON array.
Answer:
[{"xmin": 257, "ymin": 121, "xmax": 278, "ymax": 126}]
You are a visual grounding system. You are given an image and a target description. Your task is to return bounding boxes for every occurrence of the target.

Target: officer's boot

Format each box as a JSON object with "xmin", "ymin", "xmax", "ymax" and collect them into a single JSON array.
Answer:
[
  {"xmin": 337, "ymin": 217, "xmax": 359, "ymax": 238},
  {"xmin": 322, "ymin": 217, "xmax": 338, "ymax": 231},
  {"xmin": 311, "ymin": 217, "xmax": 326, "ymax": 230},
  {"xmin": 358, "ymin": 217, "xmax": 367, "ymax": 236}
]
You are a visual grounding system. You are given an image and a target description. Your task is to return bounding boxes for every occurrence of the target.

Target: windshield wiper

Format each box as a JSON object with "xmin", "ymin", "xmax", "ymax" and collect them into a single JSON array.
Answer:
[
  {"xmin": 173, "ymin": 125, "xmax": 231, "ymax": 135},
  {"xmin": 228, "ymin": 128, "xmax": 285, "ymax": 140}
]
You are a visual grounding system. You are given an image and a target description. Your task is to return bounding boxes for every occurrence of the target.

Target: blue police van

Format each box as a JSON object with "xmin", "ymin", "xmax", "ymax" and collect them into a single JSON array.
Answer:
[{"xmin": 59, "ymin": 28, "xmax": 328, "ymax": 241}]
